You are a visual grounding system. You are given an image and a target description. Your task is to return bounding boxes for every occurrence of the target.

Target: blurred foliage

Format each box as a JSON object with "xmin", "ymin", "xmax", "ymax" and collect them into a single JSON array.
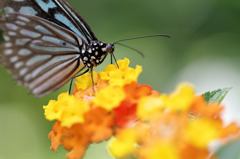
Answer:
[
  {"xmin": 0, "ymin": 0, "xmax": 240, "ymax": 159},
  {"xmin": 217, "ymin": 139, "xmax": 240, "ymax": 159},
  {"xmin": 203, "ymin": 88, "xmax": 231, "ymax": 103}
]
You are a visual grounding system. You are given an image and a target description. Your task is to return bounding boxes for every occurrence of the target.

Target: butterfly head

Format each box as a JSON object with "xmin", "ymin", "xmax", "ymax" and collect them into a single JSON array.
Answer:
[
  {"xmin": 105, "ymin": 43, "xmax": 115, "ymax": 54},
  {"xmin": 83, "ymin": 41, "xmax": 114, "ymax": 68}
]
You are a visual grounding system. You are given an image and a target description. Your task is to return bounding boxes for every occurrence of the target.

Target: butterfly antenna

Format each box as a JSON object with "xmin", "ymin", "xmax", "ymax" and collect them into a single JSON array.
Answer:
[
  {"xmin": 113, "ymin": 34, "xmax": 170, "ymax": 44},
  {"xmin": 115, "ymin": 42, "xmax": 145, "ymax": 58}
]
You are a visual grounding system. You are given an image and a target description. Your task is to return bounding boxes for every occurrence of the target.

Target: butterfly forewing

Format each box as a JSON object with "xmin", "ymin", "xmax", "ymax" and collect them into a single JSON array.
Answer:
[
  {"xmin": 0, "ymin": 13, "xmax": 86, "ymax": 97},
  {"xmin": 0, "ymin": 0, "xmax": 109, "ymax": 97},
  {"xmin": 1, "ymin": 0, "xmax": 97, "ymax": 44}
]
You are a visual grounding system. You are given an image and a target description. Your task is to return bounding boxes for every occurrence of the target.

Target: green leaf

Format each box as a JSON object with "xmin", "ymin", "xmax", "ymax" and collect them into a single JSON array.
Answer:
[{"xmin": 203, "ymin": 87, "xmax": 231, "ymax": 103}]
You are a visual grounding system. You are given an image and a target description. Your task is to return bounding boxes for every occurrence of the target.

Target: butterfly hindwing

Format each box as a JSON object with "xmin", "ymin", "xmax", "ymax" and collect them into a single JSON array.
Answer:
[{"xmin": 0, "ymin": 13, "xmax": 86, "ymax": 97}]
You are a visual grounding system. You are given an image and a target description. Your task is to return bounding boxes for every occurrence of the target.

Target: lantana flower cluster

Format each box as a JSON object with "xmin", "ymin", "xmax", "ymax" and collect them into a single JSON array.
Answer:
[{"xmin": 43, "ymin": 58, "xmax": 240, "ymax": 159}]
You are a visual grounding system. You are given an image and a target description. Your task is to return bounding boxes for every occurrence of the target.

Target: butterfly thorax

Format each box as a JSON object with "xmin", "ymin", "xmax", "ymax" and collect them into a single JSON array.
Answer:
[{"xmin": 81, "ymin": 41, "xmax": 114, "ymax": 68}]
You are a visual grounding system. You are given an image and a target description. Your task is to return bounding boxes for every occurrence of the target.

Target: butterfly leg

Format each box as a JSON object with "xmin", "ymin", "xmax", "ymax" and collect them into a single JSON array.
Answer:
[
  {"xmin": 68, "ymin": 68, "xmax": 90, "ymax": 95},
  {"xmin": 112, "ymin": 54, "xmax": 119, "ymax": 68},
  {"xmin": 90, "ymin": 67, "xmax": 95, "ymax": 93},
  {"xmin": 110, "ymin": 54, "xmax": 113, "ymax": 64}
]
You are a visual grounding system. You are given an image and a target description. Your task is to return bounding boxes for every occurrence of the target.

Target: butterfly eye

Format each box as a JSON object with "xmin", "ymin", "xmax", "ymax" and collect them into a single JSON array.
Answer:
[{"xmin": 105, "ymin": 44, "xmax": 114, "ymax": 54}]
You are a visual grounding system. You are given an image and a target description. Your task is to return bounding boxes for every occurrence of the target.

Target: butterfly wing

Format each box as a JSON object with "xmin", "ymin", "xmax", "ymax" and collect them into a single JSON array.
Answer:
[
  {"xmin": 1, "ymin": 0, "xmax": 97, "ymax": 44},
  {"xmin": 0, "ymin": 13, "xmax": 86, "ymax": 97}
]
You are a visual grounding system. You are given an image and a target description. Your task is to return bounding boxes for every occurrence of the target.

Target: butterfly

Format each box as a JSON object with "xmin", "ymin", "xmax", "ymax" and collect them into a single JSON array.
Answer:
[
  {"xmin": 0, "ymin": 0, "xmax": 116, "ymax": 97},
  {"xmin": 0, "ymin": 0, "xmax": 169, "ymax": 98}
]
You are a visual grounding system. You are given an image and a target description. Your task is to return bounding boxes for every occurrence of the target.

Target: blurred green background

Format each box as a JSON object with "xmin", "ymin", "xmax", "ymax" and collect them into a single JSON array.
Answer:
[{"xmin": 1, "ymin": 0, "xmax": 240, "ymax": 158}]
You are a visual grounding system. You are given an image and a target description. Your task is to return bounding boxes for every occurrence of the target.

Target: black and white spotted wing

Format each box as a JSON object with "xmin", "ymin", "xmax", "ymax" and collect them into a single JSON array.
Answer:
[
  {"xmin": 0, "ymin": 13, "xmax": 86, "ymax": 97},
  {"xmin": 0, "ymin": 0, "xmax": 115, "ymax": 97}
]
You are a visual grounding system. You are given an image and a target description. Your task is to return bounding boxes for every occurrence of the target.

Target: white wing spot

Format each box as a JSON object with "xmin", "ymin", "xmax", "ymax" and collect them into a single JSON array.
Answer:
[
  {"xmin": 4, "ymin": 7, "xmax": 14, "ymax": 13},
  {"xmin": 20, "ymin": 29, "xmax": 41, "ymax": 38},
  {"xmin": 81, "ymin": 44, "xmax": 86, "ymax": 53},
  {"xmin": 4, "ymin": 49, "xmax": 13, "ymax": 55},
  {"xmin": 88, "ymin": 48, "xmax": 92, "ymax": 53},
  {"xmin": 54, "ymin": 13, "xmax": 84, "ymax": 41},
  {"xmin": 26, "ymin": 55, "xmax": 51, "ymax": 66},
  {"xmin": 17, "ymin": 16, "xmax": 30, "ymax": 22},
  {"xmin": 42, "ymin": 36, "xmax": 64, "ymax": 45},
  {"xmin": 24, "ymin": 74, "xmax": 31, "ymax": 82},
  {"xmin": 36, "ymin": 0, "xmax": 57, "ymax": 12},
  {"xmin": 95, "ymin": 51, "xmax": 98, "ymax": 56},
  {"xmin": 15, "ymin": 20, "xmax": 26, "ymax": 26},
  {"xmin": 96, "ymin": 60, "xmax": 99, "ymax": 63},
  {"xmin": 14, "ymin": 61, "xmax": 24, "ymax": 69},
  {"xmin": 6, "ymin": 23, "xmax": 18, "ymax": 30},
  {"xmin": 18, "ymin": 49, "xmax": 31, "ymax": 56},
  {"xmin": 91, "ymin": 56, "xmax": 96, "ymax": 59},
  {"xmin": 15, "ymin": 38, "xmax": 31, "ymax": 45},
  {"xmin": 3, "ymin": 36, "xmax": 10, "ymax": 41},
  {"xmin": 8, "ymin": 31, "xmax": 17, "ymax": 36},
  {"xmin": 102, "ymin": 48, "xmax": 106, "ymax": 52},
  {"xmin": 19, "ymin": 68, "xmax": 28, "ymax": 76},
  {"xmin": 83, "ymin": 57, "xmax": 88, "ymax": 61},
  {"xmin": 19, "ymin": 6, "xmax": 37, "ymax": 15},
  {"xmin": 10, "ymin": 56, "xmax": 18, "ymax": 63},
  {"xmin": 35, "ymin": 25, "xmax": 51, "ymax": 34},
  {"xmin": 5, "ymin": 42, "xmax": 12, "ymax": 48}
]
